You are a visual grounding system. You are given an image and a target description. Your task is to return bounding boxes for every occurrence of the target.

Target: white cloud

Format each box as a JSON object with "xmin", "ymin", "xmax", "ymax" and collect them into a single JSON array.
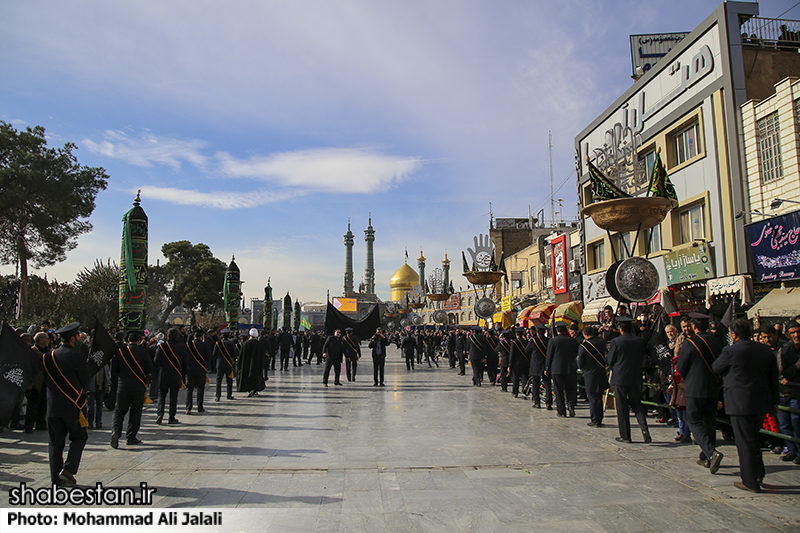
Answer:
[
  {"xmin": 82, "ymin": 130, "xmax": 209, "ymax": 170},
  {"xmin": 216, "ymin": 148, "xmax": 422, "ymax": 193},
  {"xmin": 135, "ymin": 186, "xmax": 302, "ymax": 210}
]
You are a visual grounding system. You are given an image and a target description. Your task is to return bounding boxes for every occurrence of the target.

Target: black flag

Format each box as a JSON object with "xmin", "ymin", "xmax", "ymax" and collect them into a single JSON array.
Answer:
[
  {"xmin": 87, "ymin": 318, "xmax": 119, "ymax": 377},
  {"xmin": 720, "ymin": 298, "xmax": 735, "ymax": 329},
  {"xmin": 644, "ymin": 310, "xmax": 672, "ymax": 371},
  {"xmin": 0, "ymin": 320, "xmax": 43, "ymax": 421}
]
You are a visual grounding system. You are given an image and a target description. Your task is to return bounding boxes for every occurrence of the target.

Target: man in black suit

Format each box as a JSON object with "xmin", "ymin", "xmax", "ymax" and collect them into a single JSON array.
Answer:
[
  {"xmin": 676, "ymin": 313, "xmax": 724, "ymax": 471},
  {"xmin": 278, "ymin": 327, "xmax": 293, "ymax": 371},
  {"xmin": 779, "ymin": 323, "xmax": 800, "ymax": 464},
  {"xmin": 402, "ymin": 333, "xmax": 416, "ymax": 370},
  {"xmin": 455, "ymin": 329, "xmax": 467, "ymax": 375},
  {"xmin": 322, "ymin": 329, "xmax": 344, "ymax": 387},
  {"xmin": 43, "ymin": 323, "xmax": 91, "ymax": 485},
  {"xmin": 527, "ymin": 325, "xmax": 551, "ymax": 409},
  {"xmin": 607, "ymin": 317, "xmax": 651, "ymax": 443},
  {"xmin": 497, "ymin": 331, "xmax": 512, "ymax": 392},
  {"xmin": 343, "ymin": 328, "xmax": 361, "ymax": 381},
  {"xmin": 212, "ymin": 328, "xmax": 237, "ymax": 401},
  {"xmin": 468, "ymin": 330, "xmax": 486, "ymax": 386},
  {"xmin": 712, "ymin": 319, "xmax": 779, "ymax": 493},
  {"xmin": 154, "ymin": 328, "xmax": 187, "ymax": 425},
  {"xmin": 577, "ymin": 325, "xmax": 608, "ymax": 427},
  {"xmin": 185, "ymin": 330, "xmax": 211, "ymax": 414},
  {"xmin": 110, "ymin": 330, "xmax": 153, "ymax": 448},
  {"xmin": 447, "ymin": 331, "xmax": 457, "ymax": 369},
  {"xmin": 509, "ymin": 329, "xmax": 531, "ymax": 398},
  {"xmin": 310, "ymin": 331, "xmax": 323, "ymax": 365},
  {"xmin": 369, "ymin": 328, "xmax": 390, "ymax": 386},
  {"xmin": 545, "ymin": 322, "xmax": 579, "ymax": 417},
  {"xmin": 485, "ymin": 330, "xmax": 499, "ymax": 385}
]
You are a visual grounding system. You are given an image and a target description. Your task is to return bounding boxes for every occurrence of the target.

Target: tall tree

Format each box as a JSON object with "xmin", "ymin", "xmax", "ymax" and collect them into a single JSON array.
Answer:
[
  {"xmin": 153, "ymin": 241, "xmax": 226, "ymax": 328},
  {"xmin": 0, "ymin": 122, "xmax": 109, "ymax": 319},
  {"xmin": 73, "ymin": 259, "xmax": 120, "ymax": 328}
]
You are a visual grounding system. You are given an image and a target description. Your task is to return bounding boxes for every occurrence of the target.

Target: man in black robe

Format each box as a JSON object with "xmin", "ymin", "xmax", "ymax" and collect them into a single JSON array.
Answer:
[{"xmin": 238, "ymin": 328, "xmax": 266, "ymax": 397}]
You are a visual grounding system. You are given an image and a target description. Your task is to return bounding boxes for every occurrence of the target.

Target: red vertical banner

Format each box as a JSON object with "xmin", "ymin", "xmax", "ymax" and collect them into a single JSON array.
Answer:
[{"xmin": 551, "ymin": 234, "xmax": 567, "ymax": 295}]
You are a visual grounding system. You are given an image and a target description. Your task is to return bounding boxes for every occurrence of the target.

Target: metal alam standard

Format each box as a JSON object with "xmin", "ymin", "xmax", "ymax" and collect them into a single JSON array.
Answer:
[
  {"xmin": 224, "ymin": 256, "xmax": 241, "ymax": 331},
  {"xmin": 119, "ymin": 191, "xmax": 148, "ymax": 331}
]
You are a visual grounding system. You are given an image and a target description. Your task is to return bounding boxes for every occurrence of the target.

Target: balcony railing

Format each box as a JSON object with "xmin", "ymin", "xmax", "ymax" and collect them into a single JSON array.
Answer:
[{"xmin": 740, "ymin": 17, "xmax": 800, "ymax": 50}]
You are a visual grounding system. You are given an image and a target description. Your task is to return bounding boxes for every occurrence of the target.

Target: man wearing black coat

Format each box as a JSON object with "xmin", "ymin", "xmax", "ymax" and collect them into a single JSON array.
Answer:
[
  {"xmin": 238, "ymin": 328, "xmax": 266, "ymax": 397},
  {"xmin": 713, "ymin": 319, "xmax": 779, "ymax": 492},
  {"xmin": 43, "ymin": 323, "xmax": 91, "ymax": 485},
  {"xmin": 310, "ymin": 331, "xmax": 323, "ymax": 365},
  {"xmin": 322, "ymin": 329, "xmax": 344, "ymax": 386},
  {"xmin": 509, "ymin": 329, "xmax": 531, "ymax": 398},
  {"xmin": 343, "ymin": 328, "xmax": 361, "ymax": 381},
  {"xmin": 402, "ymin": 334, "xmax": 416, "ymax": 370},
  {"xmin": 212, "ymin": 329, "xmax": 237, "ymax": 401},
  {"xmin": 577, "ymin": 325, "xmax": 608, "ymax": 427},
  {"xmin": 447, "ymin": 331, "xmax": 457, "ymax": 369},
  {"xmin": 485, "ymin": 330, "xmax": 499, "ymax": 385},
  {"xmin": 545, "ymin": 322, "xmax": 579, "ymax": 417},
  {"xmin": 369, "ymin": 328, "xmax": 390, "ymax": 386},
  {"xmin": 468, "ymin": 330, "xmax": 486, "ymax": 386},
  {"xmin": 185, "ymin": 330, "xmax": 211, "ymax": 414},
  {"xmin": 676, "ymin": 314, "xmax": 724, "ymax": 471},
  {"xmin": 607, "ymin": 318, "xmax": 651, "ymax": 443},
  {"xmin": 154, "ymin": 328, "xmax": 187, "ymax": 425},
  {"xmin": 110, "ymin": 330, "xmax": 153, "ymax": 448},
  {"xmin": 527, "ymin": 325, "xmax": 551, "ymax": 409},
  {"xmin": 455, "ymin": 329, "xmax": 467, "ymax": 375},
  {"xmin": 779, "ymin": 323, "xmax": 800, "ymax": 464},
  {"xmin": 278, "ymin": 327, "xmax": 293, "ymax": 371},
  {"xmin": 497, "ymin": 331, "xmax": 512, "ymax": 392}
]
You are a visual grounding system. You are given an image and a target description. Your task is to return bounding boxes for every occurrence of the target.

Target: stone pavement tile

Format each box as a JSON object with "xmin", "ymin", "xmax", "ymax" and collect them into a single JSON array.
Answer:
[{"xmin": 580, "ymin": 505, "xmax": 658, "ymax": 533}]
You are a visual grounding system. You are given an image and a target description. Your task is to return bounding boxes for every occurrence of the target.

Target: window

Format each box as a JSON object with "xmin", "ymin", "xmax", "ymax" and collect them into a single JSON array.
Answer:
[
  {"xmin": 591, "ymin": 241, "xmax": 605, "ymax": 270},
  {"xmin": 617, "ymin": 232, "xmax": 632, "ymax": 256},
  {"xmin": 673, "ymin": 121, "xmax": 701, "ymax": 165},
  {"xmin": 679, "ymin": 204, "xmax": 705, "ymax": 243},
  {"xmin": 758, "ymin": 112, "xmax": 783, "ymax": 183},
  {"xmin": 530, "ymin": 266, "xmax": 537, "ymax": 286},
  {"xmin": 468, "ymin": 311, "xmax": 473, "ymax": 321},
  {"xmin": 646, "ymin": 224, "xmax": 662, "ymax": 254}
]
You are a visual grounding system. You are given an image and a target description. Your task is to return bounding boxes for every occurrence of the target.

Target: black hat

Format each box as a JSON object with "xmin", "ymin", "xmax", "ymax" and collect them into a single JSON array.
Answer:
[
  {"xmin": 614, "ymin": 316, "xmax": 634, "ymax": 324},
  {"xmin": 516, "ymin": 328, "xmax": 526, "ymax": 335},
  {"xmin": 569, "ymin": 322, "xmax": 580, "ymax": 331},
  {"xmin": 219, "ymin": 327, "xmax": 232, "ymax": 334},
  {"xmin": 55, "ymin": 322, "xmax": 81, "ymax": 337},
  {"xmin": 535, "ymin": 323, "xmax": 548, "ymax": 331},
  {"xmin": 345, "ymin": 327, "xmax": 354, "ymax": 332},
  {"xmin": 688, "ymin": 312, "xmax": 710, "ymax": 319}
]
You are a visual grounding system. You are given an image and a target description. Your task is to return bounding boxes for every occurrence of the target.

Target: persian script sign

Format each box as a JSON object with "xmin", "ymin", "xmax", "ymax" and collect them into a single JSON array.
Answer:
[{"xmin": 745, "ymin": 210, "xmax": 800, "ymax": 282}]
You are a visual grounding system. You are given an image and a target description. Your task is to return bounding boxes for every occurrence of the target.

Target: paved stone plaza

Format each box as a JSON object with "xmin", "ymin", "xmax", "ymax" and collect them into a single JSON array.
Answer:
[{"xmin": 2, "ymin": 346, "xmax": 800, "ymax": 532}]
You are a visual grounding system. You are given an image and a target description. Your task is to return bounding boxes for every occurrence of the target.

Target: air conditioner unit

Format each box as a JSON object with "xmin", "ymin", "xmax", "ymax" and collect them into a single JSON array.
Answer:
[{"xmin": 568, "ymin": 259, "xmax": 579, "ymax": 273}]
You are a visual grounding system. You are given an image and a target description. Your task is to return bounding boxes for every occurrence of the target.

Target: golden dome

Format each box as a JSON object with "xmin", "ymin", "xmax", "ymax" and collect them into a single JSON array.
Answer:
[{"xmin": 390, "ymin": 263, "xmax": 419, "ymax": 301}]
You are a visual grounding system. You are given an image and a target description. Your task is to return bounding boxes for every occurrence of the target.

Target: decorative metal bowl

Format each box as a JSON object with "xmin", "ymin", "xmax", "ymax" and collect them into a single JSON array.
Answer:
[
  {"xmin": 615, "ymin": 256, "xmax": 660, "ymax": 302},
  {"xmin": 427, "ymin": 293, "xmax": 451, "ymax": 301},
  {"xmin": 408, "ymin": 302, "xmax": 426, "ymax": 310},
  {"xmin": 474, "ymin": 297, "xmax": 496, "ymax": 319},
  {"xmin": 385, "ymin": 313, "xmax": 398, "ymax": 318},
  {"xmin": 464, "ymin": 271, "xmax": 505, "ymax": 286},
  {"xmin": 582, "ymin": 197, "xmax": 673, "ymax": 232},
  {"xmin": 432, "ymin": 309, "xmax": 448, "ymax": 324},
  {"xmin": 398, "ymin": 308, "xmax": 411, "ymax": 314}
]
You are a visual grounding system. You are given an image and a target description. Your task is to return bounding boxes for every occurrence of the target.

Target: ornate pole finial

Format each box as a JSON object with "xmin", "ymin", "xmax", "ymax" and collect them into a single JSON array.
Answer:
[
  {"xmin": 134, "ymin": 189, "xmax": 141, "ymax": 205},
  {"xmin": 231, "ymin": 253, "xmax": 235, "ymax": 261}
]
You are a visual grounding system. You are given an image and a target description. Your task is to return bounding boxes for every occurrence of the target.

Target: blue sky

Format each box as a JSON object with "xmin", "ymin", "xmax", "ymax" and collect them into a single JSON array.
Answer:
[{"xmin": 1, "ymin": 0, "xmax": 795, "ymax": 304}]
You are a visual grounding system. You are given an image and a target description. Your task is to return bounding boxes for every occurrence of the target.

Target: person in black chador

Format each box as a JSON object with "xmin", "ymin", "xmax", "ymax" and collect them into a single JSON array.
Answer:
[
  {"xmin": 322, "ymin": 329, "xmax": 344, "ymax": 387},
  {"xmin": 110, "ymin": 330, "xmax": 153, "ymax": 448},
  {"xmin": 42, "ymin": 322, "xmax": 91, "ymax": 486},
  {"xmin": 154, "ymin": 328, "xmax": 187, "ymax": 425},
  {"xmin": 185, "ymin": 330, "xmax": 211, "ymax": 414},
  {"xmin": 238, "ymin": 328, "xmax": 266, "ymax": 397},
  {"xmin": 213, "ymin": 328, "xmax": 237, "ymax": 401}
]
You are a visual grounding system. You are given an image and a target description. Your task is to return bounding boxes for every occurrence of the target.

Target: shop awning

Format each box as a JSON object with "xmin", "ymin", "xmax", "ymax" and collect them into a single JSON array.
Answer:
[
  {"xmin": 706, "ymin": 275, "xmax": 754, "ymax": 306},
  {"xmin": 582, "ymin": 296, "xmax": 618, "ymax": 322},
  {"xmin": 747, "ymin": 287, "xmax": 800, "ymax": 319},
  {"xmin": 492, "ymin": 310, "xmax": 514, "ymax": 329}
]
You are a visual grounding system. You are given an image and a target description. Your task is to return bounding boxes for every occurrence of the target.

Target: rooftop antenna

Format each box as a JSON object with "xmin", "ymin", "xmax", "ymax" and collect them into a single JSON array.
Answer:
[
  {"xmin": 549, "ymin": 131, "xmax": 554, "ymax": 227},
  {"xmin": 484, "ymin": 202, "xmax": 493, "ymax": 229}
]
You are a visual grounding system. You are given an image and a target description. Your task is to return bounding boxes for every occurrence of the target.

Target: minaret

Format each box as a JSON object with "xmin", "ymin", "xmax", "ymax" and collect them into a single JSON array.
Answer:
[
  {"xmin": 364, "ymin": 214, "xmax": 375, "ymax": 295},
  {"xmin": 442, "ymin": 253, "xmax": 451, "ymax": 291},
  {"xmin": 418, "ymin": 249, "xmax": 426, "ymax": 293},
  {"xmin": 344, "ymin": 220, "xmax": 354, "ymax": 296}
]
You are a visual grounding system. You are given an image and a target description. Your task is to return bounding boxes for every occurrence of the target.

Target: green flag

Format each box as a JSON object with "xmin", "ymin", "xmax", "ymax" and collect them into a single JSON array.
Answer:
[
  {"xmin": 647, "ymin": 151, "xmax": 678, "ymax": 205},
  {"xmin": 121, "ymin": 207, "xmax": 136, "ymax": 293},
  {"xmin": 588, "ymin": 160, "xmax": 631, "ymax": 201},
  {"xmin": 301, "ymin": 317, "xmax": 311, "ymax": 330}
]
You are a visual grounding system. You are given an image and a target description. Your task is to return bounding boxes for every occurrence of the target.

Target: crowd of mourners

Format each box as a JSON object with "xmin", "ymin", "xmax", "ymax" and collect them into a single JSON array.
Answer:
[{"xmin": 6, "ymin": 306, "xmax": 799, "ymax": 493}]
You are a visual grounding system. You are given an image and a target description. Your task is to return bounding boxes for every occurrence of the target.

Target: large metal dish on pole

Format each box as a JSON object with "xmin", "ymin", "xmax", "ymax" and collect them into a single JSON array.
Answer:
[{"xmin": 581, "ymin": 196, "xmax": 672, "ymax": 232}]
